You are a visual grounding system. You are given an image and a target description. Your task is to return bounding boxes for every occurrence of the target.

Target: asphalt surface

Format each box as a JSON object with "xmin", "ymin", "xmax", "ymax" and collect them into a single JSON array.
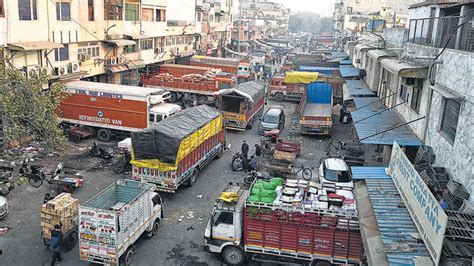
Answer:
[{"xmin": 0, "ymin": 96, "xmax": 364, "ymax": 266}]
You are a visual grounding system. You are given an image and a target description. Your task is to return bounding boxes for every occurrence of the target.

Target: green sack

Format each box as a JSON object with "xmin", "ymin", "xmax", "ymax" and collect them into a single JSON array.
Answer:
[
  {"xmin": 251, "ymin": 187, "xmax": 261, "ymax": 196},
  {"xmin": 247, "ymin": 195, "xmax": 260, "ymax": 202},
  {"xmin": 252, "ymin": 182, "xmax": 264, "ymax": 189},
  {"xmin": 260, "ymin": 196, "xmax": 275, "ymax": 203},
  {"xmin": 270, "ymin": 177, "xmax": 284, "ymax": 186},
  {"xmin": 259, "ymin": 188, "xmax": 276, "ymax": 197},
  {"xmin": 263, "ymin": 182, "xmax": 277, "ymax": 190}
]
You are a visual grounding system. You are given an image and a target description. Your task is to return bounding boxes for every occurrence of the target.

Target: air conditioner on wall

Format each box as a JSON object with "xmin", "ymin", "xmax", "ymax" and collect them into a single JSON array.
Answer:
[
  {"xmin": 117, "ymin": 57, "xmax": 123, "ymax": 64},
  {"xmin": 55, "ymin": 66, "xmax": 69, "ymax": 76},
  {"xmin": 69, "ymin": 62, "xmax": 80, "ymax": 73},
  {"xmin": 23, "ymin": 65, "xmax": 40, "ymax": 79}
]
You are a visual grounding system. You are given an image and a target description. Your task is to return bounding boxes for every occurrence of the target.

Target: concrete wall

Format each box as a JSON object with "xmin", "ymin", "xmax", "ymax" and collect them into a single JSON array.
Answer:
[
  {"xmin": 426, "ymin": 49, "xmax": 474, "ymax": 201},
  {"xmin": 382, "ymin": 28, "xmax": 408, "ymax": 48}
]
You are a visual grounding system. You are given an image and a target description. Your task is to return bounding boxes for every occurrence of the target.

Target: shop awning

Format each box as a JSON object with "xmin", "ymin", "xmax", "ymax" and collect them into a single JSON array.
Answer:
[
  {"xmin": 107, "ymin": 64, "xmax": 129, "ymax": 74},
  {"xmin": 350, "ymin": 98, "xmax": 422, "ymax": 146},
  {"xmin": 380, "ymin": 58, "xmax": 428, "ymax": 78},
  {"xmin": 352, "ymin": 166, "xmax": 431, "ymax": 265},
  {"xmin": 367, "ymin": 49, "xmax": 395, "ymax": 61},
  {"xmin": 105, "ymin": 39, "xmax": 136, "ymax": 47},
  {"xmin": 339, "ymin": 65, "xmax": 361, "ymax": 79},
  {"xmin": 339, "ymin": 59, "xmax": 352, "ymax": 65},
  {"xmin": 8, "ymin": 41, "xmax": 64, "ymax": 51},
  {"xmin": 354, "ymin": 44, "xmax": 376, "ymax": 54},
  {"xmin": 107, "ymin": 59, "xmax": 144, "ymax": 73},
  {"xmin": 343, "ymin": 79, "xmax": 376, "ymax": 101},
  {"xmin": 124, "ymin": 34, "xmax": 151, "ymax": 40}
]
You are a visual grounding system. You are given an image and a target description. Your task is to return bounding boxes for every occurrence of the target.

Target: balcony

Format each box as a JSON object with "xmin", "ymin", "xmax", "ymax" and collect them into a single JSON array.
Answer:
[{"xmin": 408, "ymin": 16, "xmax": 474, "ymax": 52}]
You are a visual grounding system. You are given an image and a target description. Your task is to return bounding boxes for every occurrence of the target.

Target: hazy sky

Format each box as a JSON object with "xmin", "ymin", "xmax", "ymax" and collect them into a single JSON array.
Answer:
[{"xmin": 272, "ymin": 0, "xmax": 336, "ymax": 17}]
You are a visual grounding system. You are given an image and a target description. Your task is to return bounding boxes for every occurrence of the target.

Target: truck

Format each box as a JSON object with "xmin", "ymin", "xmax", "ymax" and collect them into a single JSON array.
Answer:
[
  {"xmin": 158, "ymin": 64, "xmax": 220, "ymax": 76},
  {"xmin": 269, "ymin": 71, "xmax": 344, "ymax": 102},
  {"xmin": 299, "ymin": 66, "xmax": 343, "ymax": 98},
  {"xmin": 218, "ymin": 81, "xmax": 266, "ymax": 130},
  {"xmin": 190, "ymin": 55, "xmax": 252, "ymax": 83},
  {"xmin": 58, "ymin": 81, "xmax": 181, "ymax": 142},
  {"xmin": 141, "ymin": 71, "xmax": 237, "ymax": 105},
  {"xmin": 299, "ymin": 82, "xmax": 333, "ymax": 135},
  {"xmin": 79, "ymin": 180, "xmax": 163, "ymax": 265},
  {"xmin": 204, "ymin": 181, "xmax": 364, "ymax": 265},
  {"xmin": 131, "ymin": 105, "xmax": 226, "ymax": 193}
]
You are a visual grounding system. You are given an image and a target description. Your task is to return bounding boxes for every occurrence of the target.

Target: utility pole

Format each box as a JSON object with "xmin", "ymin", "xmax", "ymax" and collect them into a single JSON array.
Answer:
[{"xmin": 238, "ymin": 0, "xmax": 242, "ymax": 52}]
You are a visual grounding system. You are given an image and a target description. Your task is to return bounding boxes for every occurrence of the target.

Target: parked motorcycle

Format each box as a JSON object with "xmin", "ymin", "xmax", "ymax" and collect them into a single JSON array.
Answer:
[
  {"xmin": 0, "ymin": 166, "xmax": 14, "ymax": 196},
  {"xmin": 89, "ymin": 142, "xmax": 112, "ymax": 160},
  {"xmin": 19, "ymin": 159, "xmax": 63, "ymax": 188},
  {"xmin": 244, "ymin": 171, "xmax": 265, "ymax": 185},
  {"xmin": 113, "ymin": 150, "xmax": 132, "ymax": 174}
]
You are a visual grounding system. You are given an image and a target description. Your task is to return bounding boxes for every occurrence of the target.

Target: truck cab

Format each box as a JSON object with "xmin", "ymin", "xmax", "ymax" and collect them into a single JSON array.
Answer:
[
  {"xmin": 237, "ymin": 63, "xmax": 252, "ymax": 82},
  {"xmin": 148, "ymin": 103, "xmax": 182, "ymax": 125},
  {"xmin": 204, "ymin": 182, "xmax": 249, "ymax": 265}
]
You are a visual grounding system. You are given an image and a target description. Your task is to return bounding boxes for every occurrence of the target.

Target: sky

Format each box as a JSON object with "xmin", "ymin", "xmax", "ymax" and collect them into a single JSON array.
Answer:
[{"xmin": 272, "ymin": 0, "xmax": 336, "ymax": 17}]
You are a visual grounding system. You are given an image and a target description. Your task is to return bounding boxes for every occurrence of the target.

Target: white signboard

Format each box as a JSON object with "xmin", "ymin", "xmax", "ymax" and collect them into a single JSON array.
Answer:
[{"xmin": 388, "ymin": 142, "xmax": 447, "ymax": 265}]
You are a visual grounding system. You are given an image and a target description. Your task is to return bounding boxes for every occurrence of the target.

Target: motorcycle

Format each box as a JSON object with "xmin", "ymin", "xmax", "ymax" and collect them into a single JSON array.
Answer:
[
  {"xmin": 113, "ymin": 148, "xmax": 132, "ymax": 174},
  {"xmin": 89, "ymin": 142, "xmax": 112, "ymax": 160},
  {"xmin": 0, "ymin": 166, "xmax": 14, "ymax": 196},
  {"xmin": 244, "ymin": 171, "xmax": 265, "ymax": 185},
  {"xmin": 20, "ymin": 159, "xmax": 63, "ymax": 188}
]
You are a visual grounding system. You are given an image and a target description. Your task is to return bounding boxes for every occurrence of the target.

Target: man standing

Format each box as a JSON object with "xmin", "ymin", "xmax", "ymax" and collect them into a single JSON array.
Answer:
[
  {"xmin": 241, "ymin": 140, "xmax": 249, "ymax": 159},
  {"xmin": 50, "ymin": 224, "xmax": 63, "ymax": 266}
]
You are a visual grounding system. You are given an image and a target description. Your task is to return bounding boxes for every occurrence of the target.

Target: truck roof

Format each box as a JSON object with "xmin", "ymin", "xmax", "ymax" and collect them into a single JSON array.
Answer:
[
  {"xmin": 149, "ymin": 103, "xmax": 182, "ymax": 114},
  {"xmin": 65, "ymin": 81, "xmax": 167, "ymax": 98},
  {"xmin": 215, "ymin": 182, "xmax": 250, "ymax": 212},
  {"xmin": 161, "ymin": 64, "xmax": 212, "ymax": 72}
]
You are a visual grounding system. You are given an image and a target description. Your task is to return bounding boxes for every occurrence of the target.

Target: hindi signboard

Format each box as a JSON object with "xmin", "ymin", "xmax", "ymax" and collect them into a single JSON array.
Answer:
[{"xmin": 388, "ymin": 141, "xmax": 447, "ymax": 265}]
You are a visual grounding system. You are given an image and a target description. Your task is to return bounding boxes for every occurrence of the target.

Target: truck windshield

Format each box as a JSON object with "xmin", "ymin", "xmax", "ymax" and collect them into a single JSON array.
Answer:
[
  {"xmin": 324, "ymin": 169, "xmax": 351, "ymax": 183},
  {"xmin": 212, "ymin": 211, "xmax": 234, "ymax": 226},
  {"xmin": 263, "ymin": 115, "xmax": 279, "ymax": 124}
]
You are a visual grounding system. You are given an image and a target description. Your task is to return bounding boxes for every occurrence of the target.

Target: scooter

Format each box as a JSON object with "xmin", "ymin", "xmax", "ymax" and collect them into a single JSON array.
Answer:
[{"xmin": 89, "ymin": 142, "xmax": 112, "ymax": 160}]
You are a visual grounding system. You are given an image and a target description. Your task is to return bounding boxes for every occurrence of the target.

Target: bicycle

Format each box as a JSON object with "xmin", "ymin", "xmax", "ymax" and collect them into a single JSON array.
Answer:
[{"xmin": 291, "ymin": 164, "xmax": 312, "ymax": 181}]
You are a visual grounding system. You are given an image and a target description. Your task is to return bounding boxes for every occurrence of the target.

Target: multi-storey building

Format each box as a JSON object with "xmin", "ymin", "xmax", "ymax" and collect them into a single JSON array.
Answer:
[{"xmin": 0, "ymin": 0, "xmax": 233, "ymax": 85}]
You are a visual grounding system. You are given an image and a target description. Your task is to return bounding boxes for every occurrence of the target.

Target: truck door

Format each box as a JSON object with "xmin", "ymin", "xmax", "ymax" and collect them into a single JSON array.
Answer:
[
  {"xmin": 151, "ymin": 193, "xmax": 163, "ymax": 219},
  {"xmin": 211, "ymin": 211, "xmax": 236, "ymax": 242}
]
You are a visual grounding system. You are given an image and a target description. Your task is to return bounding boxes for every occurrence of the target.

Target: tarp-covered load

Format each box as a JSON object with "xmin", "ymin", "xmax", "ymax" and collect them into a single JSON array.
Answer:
[
  {"xmin": 191, "ymin": 55, "xmax": 240, "ymax": 68},
  {"xmin": 284, "ymin": 71, "xmax": 320, "ymax": 84},
  {"xmin": 131, "ymin": 105, "xmax": 223, "ymax": 171},
  {"xmin": 220, "ymin": 81, "xmax": 265, "ymax": 103}
]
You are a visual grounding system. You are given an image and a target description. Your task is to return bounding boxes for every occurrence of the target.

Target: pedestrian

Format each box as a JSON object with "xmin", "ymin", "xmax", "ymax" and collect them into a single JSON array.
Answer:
[
  {"xmin": 44, "ymin": 193, "xmax": 53, "ymax": 204},
  {"xmin": 50, "ymin": 224, "xmax": 63, "ymax": 266},
  {"xmin": 339, "ymin": 104, "xmax": 347, "ymax": 123},
  {"xmin": 249, "ymin": 156, "xmax": 257, "ymax": 171},
  {"xmin": 242, "ymin": 157, "xmax": 250, "ymax": 172},
  {"xmin": 254, "ymin": 144, "xmax": 262, "ymax": 158},
  {"xmin": 241, "ymin": 140, "xmax": 249, "ymax": 159}
]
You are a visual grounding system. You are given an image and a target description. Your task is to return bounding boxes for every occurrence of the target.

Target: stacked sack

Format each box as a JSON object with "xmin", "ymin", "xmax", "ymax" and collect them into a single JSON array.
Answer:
[{"xmin": 247, "ymin": 178, "xmax": 284, "ymax": 204}]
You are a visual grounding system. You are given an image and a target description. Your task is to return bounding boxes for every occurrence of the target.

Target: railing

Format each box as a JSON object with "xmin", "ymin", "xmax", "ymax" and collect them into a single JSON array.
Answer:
[{"xmin": 408, "ymin": 16, "xmax": 474, "ymax": 52}]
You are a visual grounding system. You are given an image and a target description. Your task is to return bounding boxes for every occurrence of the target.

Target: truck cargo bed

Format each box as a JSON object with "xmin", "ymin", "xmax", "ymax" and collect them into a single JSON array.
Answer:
[{"xmin": 303, "ymin": 103, "xmax": 331, "ymax": 117}]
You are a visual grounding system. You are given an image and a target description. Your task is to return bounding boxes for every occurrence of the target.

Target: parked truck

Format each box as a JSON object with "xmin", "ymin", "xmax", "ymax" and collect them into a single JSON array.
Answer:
[
  {"xmin": 158, "ymin": 64, "xmax": 219, "ymax": 76},
  {"xmin": 204, "ymin": 181, "xmax": 363, "ymax": 265},
  {"xmin": 190, "ymin": 55, "xmax": 252, "ymax": 83},
  {"xmin": 299, "ymin": 82, "xmax": 333, "ymax": 135},
  {"xmin": 142, "ymin": 70, "xmax": 236, "ymax": 105},
  {"xmin": 79, "ymin": 180, "xmax": 163, "ymax": 265},
  {"xmin": 218, "ymin": 81, "xmax": 266, "ymax": 130},
  {"xmin": 58, "ymin": 81, "xmax": 181, "ymax": 142},
  {"xmin": 299, "ymin": 66, "xmax": 343, "ymax": 98},
  {"xmin": 131, "ymin": 105, "xmax": 226, "ymax": 192}
]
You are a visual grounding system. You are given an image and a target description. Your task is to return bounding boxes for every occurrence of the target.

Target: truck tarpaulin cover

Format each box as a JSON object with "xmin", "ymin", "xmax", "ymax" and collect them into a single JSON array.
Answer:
[
  {"xmin": 284, "ymin": 71, "xmax": 320, "ymax": 84},
  {"xmin": 131, "ymin": 105, "xmax": 223, "ymax": 171},
  {"xmin": 220, "ymin": 81, "xmax": 265, "ymax": 103}
]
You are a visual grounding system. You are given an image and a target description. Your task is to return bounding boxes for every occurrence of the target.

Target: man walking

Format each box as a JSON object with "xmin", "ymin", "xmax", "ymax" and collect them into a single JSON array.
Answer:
[
  {"xmin": 241, "ymin": 140, "xmax": 249, "ymax": 159},
  {"xmin": 50, "ymin": 224, "xmax": 63, "ymax": 266}
]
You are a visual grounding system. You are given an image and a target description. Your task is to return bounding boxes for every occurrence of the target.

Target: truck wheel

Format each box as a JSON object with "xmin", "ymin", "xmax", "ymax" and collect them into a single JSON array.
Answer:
[
  {"xmin": 222, "ymin": 246, "xmax": 245, "ymax": 265},
  {"xmin": 187, "ymin": 168, "xmax": 198, "ymax": 186},
  {"xmin": 314, "ymin": 260, "xmax": 332, "ymax": 266},
  {"xmin": 274, "ymin": 93, "xmax": 284, "ymax": 102},
  {"xmin": 65, "ymin": 231, "xmax": 78, "ymax": 250},
  {"xmin": 97, "ymin": 129, "xmax": 112, "ymax": 142},
  {"xmin": 215, "ymin": 146, "xmax": 224, "ymax": 159},
  {"xmin": 150, "ymin": 219, "xmax": 160, "ymax": 237},
  {"xmin": 120, "ymin": 247, "xmax": 135, "ymax": 266},
  {"xmin": 198, "ymin": 96, "xmax": 208, "ymax": 105},
  {"xmin": 69, "ymin": 134, "xmax": 81, "ymax": 143}
]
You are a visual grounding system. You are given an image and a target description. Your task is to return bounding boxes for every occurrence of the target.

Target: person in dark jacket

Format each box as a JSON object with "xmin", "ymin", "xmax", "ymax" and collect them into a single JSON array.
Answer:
[
  {"xmin": 249, "ymin": 156, "xmax": 257, "ymax": 171},
  {"xmin": 254, "ymin": 144, "xmax": 262, "ymax": 158},
  {"xmin": 339, "ymin": 104, "xmax": 347, "ymax": 123},
  {"xmin": 50, "ymin": 224, "xmax": 63, "ymax": 266},
  {"xmin": 241, "ymin": 140, "xmax": 249, "ymax": 159}
]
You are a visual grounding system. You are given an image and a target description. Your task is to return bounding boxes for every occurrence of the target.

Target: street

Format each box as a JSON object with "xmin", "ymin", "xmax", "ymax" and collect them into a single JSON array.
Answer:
[{"xmin": 0, "ymin": 98, "xmax": 358, "ymax": 266}]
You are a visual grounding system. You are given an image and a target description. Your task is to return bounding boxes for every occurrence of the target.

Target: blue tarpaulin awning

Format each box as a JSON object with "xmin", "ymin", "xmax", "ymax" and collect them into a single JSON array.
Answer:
[
  {"xmin": 339, "ymin": 65, "xmax": 360, "ymax": 78},
  {"xmin": 351, "ymin": 98, "xmax": 422, "ymax": 146},
  {"xmin": 345, "ymin": 79, "xmax": 376, "ymax": 97},
  {"xmin": 339, "ymin": 59, "xmax": 352, "ymax": 65},
  {"xmin": 352, "ymin": 166, "xmax": 432, "ymax": 265},
  {"xmin": 299, "ymin": 66, "xmax": 339, "ymax": 75},
  {"xmin": 331, "ymin": 51, "xmax": 348, "ymax": 59}
]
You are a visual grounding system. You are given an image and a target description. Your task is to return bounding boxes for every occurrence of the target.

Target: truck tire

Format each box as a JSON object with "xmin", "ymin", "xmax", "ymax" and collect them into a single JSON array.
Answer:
[
  {"xmin": 150, "ymin": 219, "xmax": 160, "ymax": 237},
  {"xmin": 274, "ymin": 93, "xmax": 284, "ymax": 102},
  {"xmin": 68, "ymin": 133, "xmax": 81, "ymax": 143},
  {"xmin": 222, "ymin": 246, "xmax": 245, "ymax": 265},
  {"xmin": 65, "ymin": 231, "xmax": 78, "ymax": 250},
  {"xmin": 187, "ymin": 168, "xmax": 198, "ymax": 186},
  {"xmin": 120, "ymin": 247, "xmax": 134, "ymax": 266},
  {"xmin": 97, "ymin": 128, "xmax": 112, "ymax": 142},
  {"xmin": 215, "ymin": 146, "xmax": 224, "ymax": 159}
]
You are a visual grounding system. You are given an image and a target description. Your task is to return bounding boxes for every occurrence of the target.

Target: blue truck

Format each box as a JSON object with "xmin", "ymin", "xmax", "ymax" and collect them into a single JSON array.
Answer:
[{"xmin": 299, "ymin": 82, "xmax": 333, "ymax": 135}]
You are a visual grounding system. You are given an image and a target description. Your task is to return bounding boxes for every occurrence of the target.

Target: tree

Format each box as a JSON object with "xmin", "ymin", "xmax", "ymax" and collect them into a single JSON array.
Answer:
[
  {"xmin": 0, "ymin": 62, "xmax": 66, "ymax": 152},
  {"xmin": 288, "ymin": 12, "xmax": 333, "ymax": 35}
]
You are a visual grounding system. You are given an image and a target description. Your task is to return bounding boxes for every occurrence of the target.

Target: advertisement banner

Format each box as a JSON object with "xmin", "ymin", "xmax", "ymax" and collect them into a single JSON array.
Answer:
[{"xmin": 388, "ymin": 142, "xmax": 447, "ymax": 265}]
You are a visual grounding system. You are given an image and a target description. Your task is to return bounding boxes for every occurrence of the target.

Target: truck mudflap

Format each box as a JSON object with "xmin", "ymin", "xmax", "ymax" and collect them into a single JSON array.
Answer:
[{"xmin": 133, "ymin": 143, "xmax": 224, "ymax": 192}]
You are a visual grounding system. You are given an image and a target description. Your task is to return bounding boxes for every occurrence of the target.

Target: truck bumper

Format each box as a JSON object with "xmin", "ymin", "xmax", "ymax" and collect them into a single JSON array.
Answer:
[{"xmin": 301, "ymin": 126, "xmax": 330, "ymax": 135}]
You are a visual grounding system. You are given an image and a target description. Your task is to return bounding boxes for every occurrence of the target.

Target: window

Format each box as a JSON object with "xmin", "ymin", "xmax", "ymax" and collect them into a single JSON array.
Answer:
[
  {"xmin": 142, "ymin": 8, "xmax": 153, "ymax": 21},
  {"xmin": 155, "ymin": 37, "xmax": 164, "ymax": 48},
  {"xmin": 88, "ymin": 0, "xmax": 94, "ymax": 21},
  {"xmin": 439, "ymin": 98, "xmax": 460, "ymax": 144},
  {"xmin": 212, "ymin": 211, "xmax": 234, "ymax": 226},
  {"xmin": 140, "ymin": 39, "xmax": 153, "ymax": 50},
  {"xmin": 196, "ymin": 12, "xmax": 201, "ymax": 22},
  {"xmin": 156, "ymin": 9, "xmax": 165, "ymax": 22},
  {"xmin": 152, "ymin": 195, "xmax": 161, "ymax": 206},
  {"xmin": 0, "ymin": 0, "xmax": 5, "ymax": 17},
  {"xmin": 54, "ymin": 44, "xmax": 69, "ymax": 61},
  {"xmin": 56, "ymin": 2, "xmax": 71, "ymax": 21},
  {"xmin": 209, "ymin": 15, "xmax": 214, "ymax": 22},
  {"xmin": 125, "ymin": 3, "xmax": 139, "ymax": 21},
  {"xmin": 78, "ymin": 42, "xmax": 100, "ymax": 58},
  {"xmin": 410, "ymin": 80, "xmax": 422, "ymax": 113},
  {"xmin": 123, "ymin": 44, "xmax": 136, "ymax": 53},
  {"xmin": 105, "ymin": 0, "xmax": 123, "ymax": 20},
  {"xmin": 18, "ymin": 0, "xmax": 38, "ymax": 21},
  {"xmin": 165, "ymin": 37, "xmax": 171, "ymax": 46}
]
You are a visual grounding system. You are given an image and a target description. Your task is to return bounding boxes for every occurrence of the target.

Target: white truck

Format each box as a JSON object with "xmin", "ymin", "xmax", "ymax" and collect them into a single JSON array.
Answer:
[{"xmin": 78, "ymin": 180, "xmax": 163, "ymax": 265}]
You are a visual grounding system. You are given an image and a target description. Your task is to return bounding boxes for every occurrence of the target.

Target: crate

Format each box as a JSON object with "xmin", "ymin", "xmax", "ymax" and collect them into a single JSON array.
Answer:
[
  {"xmin": 41, "ymin": 193, "xmax": 79, "ymax": 239},
  {"xmin": 447, "ymin": 180, "xmax": 470, "ymax": 200}
]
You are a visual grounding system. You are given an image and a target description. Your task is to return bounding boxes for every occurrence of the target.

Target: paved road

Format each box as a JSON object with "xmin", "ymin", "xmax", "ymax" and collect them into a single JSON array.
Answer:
[{"xmin": 0, "ymin": 98, "xmax": 358, "ymax": 266}]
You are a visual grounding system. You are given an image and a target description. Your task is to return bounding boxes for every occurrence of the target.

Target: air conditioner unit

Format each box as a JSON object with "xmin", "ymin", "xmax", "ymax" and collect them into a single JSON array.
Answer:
[
  {"xmin": 69, "ymin": 62, "xmax": 80, "ymax": 73},
  {"xmin": 110, "ymin": 58, "xmax": 117, "ymax": 65},
  {"xmin": 154, "ymin": 48, "xmax": 160, "ymax": 54},
  {"xmin": 117, "ymin": 57, "xmax": 123, "ymax": 64},
  {"xmin": 106, "ymin": 58, "xmax": 112, "ymax": 66},
  {"xmin": 23, "ymin": 65, "xmax": 40, "ymax": 79},
  {"xmin": 78, "ymin": 53, "xmax": 91, "ymax": 61},
  {"xmin": 55, "ymin": 66, "xmax": 69, "ymax": 76},
  {"xmin": 37, "ymin": 67, "xmax": 48, "ymax": 77}
]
